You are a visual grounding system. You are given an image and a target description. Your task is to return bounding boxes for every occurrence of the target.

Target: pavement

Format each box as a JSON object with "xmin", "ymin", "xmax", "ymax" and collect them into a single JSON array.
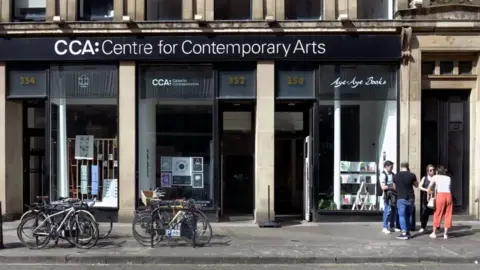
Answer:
[{"xmin": 1, "ymin": 220, "xmax": 480, "ymax": 265}]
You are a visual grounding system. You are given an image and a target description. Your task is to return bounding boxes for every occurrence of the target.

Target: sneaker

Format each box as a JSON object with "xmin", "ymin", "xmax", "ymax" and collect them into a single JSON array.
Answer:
[
  {"xmin": 444, "ymin": 234, "xmax": 448, "ymax": 239},
  {"xmin": 394, "ymin": 228, "xmax": 401, "ymax": 232},
  {"xmin": 419, "ymin": 228, "xmax": 425, "ymax": 233},
  {"xmin": 429, "ymin": 233, "xmax": 437, "ymax": 239},
  {"xmin": 382, "ymin": 228, "xmax": 391, "ymax": 234},
  {"xmin": 396, "ymin": 233, "xmax": 409, "ymax": 240}
]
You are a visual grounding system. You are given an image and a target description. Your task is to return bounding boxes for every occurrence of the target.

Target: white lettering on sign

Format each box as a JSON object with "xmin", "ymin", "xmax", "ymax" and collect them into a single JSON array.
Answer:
[
  {"xmin": 53, "ymin": 39, "xmax": 327, "ymax": 58},
  {"xmin": 152, "ymin": 79, "xmax": 200, "ymax": 87},
  {"xmin": 330, "ymin": 77, "xmax": 387, "ymax": 88}
]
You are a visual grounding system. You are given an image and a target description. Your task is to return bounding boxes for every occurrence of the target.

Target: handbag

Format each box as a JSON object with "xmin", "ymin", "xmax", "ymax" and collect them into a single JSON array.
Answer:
[{"xmin": 427, "ymin": 196, "xmax": 435, "ymax": 209}]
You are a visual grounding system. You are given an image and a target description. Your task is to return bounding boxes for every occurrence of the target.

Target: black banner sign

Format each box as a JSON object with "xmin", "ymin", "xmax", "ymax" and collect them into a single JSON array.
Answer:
[{"xmin": 0, "ymin": 35, "xmax": 401, "ymax": 61}]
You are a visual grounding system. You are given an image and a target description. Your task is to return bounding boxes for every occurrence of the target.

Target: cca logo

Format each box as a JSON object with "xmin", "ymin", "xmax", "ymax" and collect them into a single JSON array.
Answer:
[
  {"xmin": 152, "ymin": 79, "xmax": 172, "ymax": 86},
  {"xmin": 54, "ymin": 40, "xmax": 99, "ymax": 56}
]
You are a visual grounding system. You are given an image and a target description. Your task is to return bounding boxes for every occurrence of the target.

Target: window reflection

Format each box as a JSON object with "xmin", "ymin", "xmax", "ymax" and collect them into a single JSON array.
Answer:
[
  {"xmin": 214, "ymin": 0, "xmax": 251, "ymax": 20},
  {"xmin": 146, "ymin": 0, "xmax": 182, "ymax": 20},
  {"xmin": 285, "ymin": 0, "xmax": 321, "ymax": 20},
  {"xmin": 78, "ymin": 0, "xmax": 114, "ymax": 21},
  {"xmin": 13, "ymin": 0, "xmax": 46, "ymax": 21}
]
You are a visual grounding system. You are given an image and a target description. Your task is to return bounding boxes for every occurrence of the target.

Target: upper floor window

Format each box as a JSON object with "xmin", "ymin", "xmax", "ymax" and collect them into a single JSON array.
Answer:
[
  {"xmin": 146, "ymin": 0, "xmax": 182, "ymax": 20},
  {"xmin": 214, "ymin": 0, "xmax": 251, "ymax": 20},
  {"xmin": 357, "ymin": 0, "xmax": 394, "ymax": 19},
  {"xmin": 285, "ymin": 0, "xmax": 322, "ymax": 20},
  {"xmin": 13, "ymin": 0, "xmax": 46, "ymax": 21},
  {"xmin": 78, "ymin": 0, "xmax": 114, "ymax": 21}
]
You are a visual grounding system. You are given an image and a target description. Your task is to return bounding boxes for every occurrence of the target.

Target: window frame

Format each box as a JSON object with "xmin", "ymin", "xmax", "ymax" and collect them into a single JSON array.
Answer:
[{"xmin": 12, "ymin": 0, "xmax": 47, "ymax": 22}]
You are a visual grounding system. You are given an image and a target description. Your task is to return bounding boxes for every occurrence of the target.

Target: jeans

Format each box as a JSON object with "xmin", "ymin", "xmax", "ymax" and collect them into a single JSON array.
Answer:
[
  {"xmin": 397, "ymin": 198, "xmax": 414, "ymax": 233},
  {"xmin": 383, "ymin": 203, "xmax": 396, "ymax": 229}
]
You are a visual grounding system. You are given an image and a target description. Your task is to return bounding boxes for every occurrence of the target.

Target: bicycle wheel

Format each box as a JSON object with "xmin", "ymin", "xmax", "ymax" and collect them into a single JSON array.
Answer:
[
  {"xmin": 98, "ymin": 216, "xmax": 113, "ymax": 239},
  {"xmin": 17, "ymin": 215, "xmax": 51, "ymax": 249},
  {"xmin": 180, "ymin": 211, "xmax": 213, "ymax": 247},
  {"xmin": 132, "ymin": 214, "xmax": 164, "ymax": 246},
  {"xmin": 68, "ymin": 212, "xmax": 99, "ymax": 249}
]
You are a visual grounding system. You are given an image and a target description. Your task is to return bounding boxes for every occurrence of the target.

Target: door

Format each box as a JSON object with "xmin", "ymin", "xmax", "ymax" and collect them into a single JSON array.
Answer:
[
  {"xmin": 303, "ymin": 136, "xmax": 312, "ymax": 221},
  {"xmin": 22, "ymin": 100, "xmax": 47, "ymax": 209},
  {"xmin": 421, "ymin": 90, "xmax": 470, "ymax": 213}
]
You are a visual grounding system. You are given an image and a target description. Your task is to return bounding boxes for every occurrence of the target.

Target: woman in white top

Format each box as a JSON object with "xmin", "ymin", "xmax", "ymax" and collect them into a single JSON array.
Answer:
[{"xmin": 427, "ymin": 165, "xmax": 452, "ymax": 239}]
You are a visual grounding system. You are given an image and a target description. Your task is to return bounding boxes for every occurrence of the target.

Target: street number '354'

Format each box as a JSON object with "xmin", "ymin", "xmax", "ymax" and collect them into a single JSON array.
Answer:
[{"xmin": 20, "ymin": 76, "xmax": 36, "ymax": 85}]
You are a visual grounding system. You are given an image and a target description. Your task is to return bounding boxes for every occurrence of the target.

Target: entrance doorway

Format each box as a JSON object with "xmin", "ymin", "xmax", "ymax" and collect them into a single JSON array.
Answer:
[
  {"xmin": 421, "ymin": 90, "xmax": 470, "ymax": 214},
  {"xmin": 219, "ymin": 102, "xmax": 255, "ymax": 220},
  {"xmin": 22, "ymin": 100, "xmax": 47, "ymax": 210},
  {"xmin": 274, "ymin": 101, "xmax": 313, "ymax": 218}
]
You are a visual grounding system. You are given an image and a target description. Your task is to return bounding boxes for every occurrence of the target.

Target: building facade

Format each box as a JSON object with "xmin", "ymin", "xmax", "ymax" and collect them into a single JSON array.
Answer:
[{"xmin": 0, "ymin": 0, "xmax": 478, "ymax": 223}]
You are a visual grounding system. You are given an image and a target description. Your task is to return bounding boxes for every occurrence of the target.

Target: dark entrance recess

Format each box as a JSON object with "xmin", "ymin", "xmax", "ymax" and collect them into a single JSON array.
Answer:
[
  {"xmin": 421, "ymin": 90, "xmax": 470, "ymax": 215},
  {"xmin": 274, "ymin": 101, "xmax": 313, "ymax": 219},
  {"xmin": 22, "ymin": 100, "xmax": 48, "ymax": 211},
  {"xmin": 219, "ymin": 101, "xmax": 255, "ymax": 221}
]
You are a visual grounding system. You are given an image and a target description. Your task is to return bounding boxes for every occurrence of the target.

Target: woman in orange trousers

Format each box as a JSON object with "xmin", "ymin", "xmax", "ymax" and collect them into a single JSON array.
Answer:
[{"xmin": 427, "ymin": 165, "xmax": 452, "ymax": 239}]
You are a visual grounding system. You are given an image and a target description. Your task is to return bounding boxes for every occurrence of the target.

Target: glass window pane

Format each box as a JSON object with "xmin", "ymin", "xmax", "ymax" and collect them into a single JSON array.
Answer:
[
  {"xmin": 79, "ymin": 0, "xmax": 114, "ymax": 21},
  {"xmin": 138, "ymin": 101, "xmax": 215, "ymax": 208},
  {"xmin": 13, "ymin": 0, "xmax": 46, "ymax": 21},
  {"xmin": 214, "ymin": 0, "xmax": 251, "ymax": 20},
  {"xmin": 316, "ymin": 100, "xmax": 397, "ymax": 211},
  {"xmin": 285, "ymin": 0, "xmax": 321, "ymax": 20},
  {"xmin": 146, "ymin": 0, "xmax": 182, "ymax": 20},
  {"xmin": 218, "ymin": 70, "xmax": 256, "ymax": 99},
  {"xmin": 276, "ymin": 68, "xmax": 315, "ymax": 98}
]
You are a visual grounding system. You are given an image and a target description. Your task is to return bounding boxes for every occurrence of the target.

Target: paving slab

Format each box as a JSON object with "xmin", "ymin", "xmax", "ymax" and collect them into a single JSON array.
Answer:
[{"xmin": 1, "ymin": 221, "xmax": 480, "ymax": 264}]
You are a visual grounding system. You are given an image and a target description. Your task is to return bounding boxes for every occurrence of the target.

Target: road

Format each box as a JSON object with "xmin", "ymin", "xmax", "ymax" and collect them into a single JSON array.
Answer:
[{"xmin": 0, "ymin": 264, "xmax": 479, "ymax": 270}]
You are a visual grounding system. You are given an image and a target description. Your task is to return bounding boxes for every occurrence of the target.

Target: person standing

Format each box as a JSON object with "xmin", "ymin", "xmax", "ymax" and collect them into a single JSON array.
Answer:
[
  {"xmin": 428, "ymin": 165, "xmax": 453, "ymax": 239},
  {"xmin": 418, "ymin": 164, "xmax": 436, "ymax": 233},
  {"xmin": 380, "ymin": 161, "xmax": 397, "ymax": 234},
  {"xmin": 393, "ymin": 162, "xmax": 418, "ymax": 240}
]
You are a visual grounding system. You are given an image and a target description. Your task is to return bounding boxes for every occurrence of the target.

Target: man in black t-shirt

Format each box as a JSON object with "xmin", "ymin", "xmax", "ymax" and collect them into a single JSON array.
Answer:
[{"xmin": 393, "ymin": 162, "xmax": 419, "ymax": 240}]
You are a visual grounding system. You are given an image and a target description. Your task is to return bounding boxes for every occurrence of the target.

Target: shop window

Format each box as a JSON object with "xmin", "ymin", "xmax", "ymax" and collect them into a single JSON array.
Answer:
[
  {"xmin": 459, "ymin": 61, "xmax": 473, "ymax": 75},
  {"xmin": 440, "ymin": 61, "xmax": 454, "ymax": 75},
  {"xmin": 138, "ymin": 65, "xmax": 215, "ymax": 208},
  {"xmin": 285, "ymin": 0, "xmax": 322, "ymax": 20},
  {"xmin": 316, "ymin": 64, "xmax": 398, "ymax": 212},
  {"xmin": 78, "ymin": 0, "xmax": 114, "ymax": 21},
  {"xmin": 146, "ymin": 0, "xmax": 182, "ymax": 20},
  {"xmin": 13, "ymin": 0, "xmax": 46, "ymax": 21},
  {"xmin": 214, "ymin": 0, "xmax": 251, "ymax": 20},
  {"xmin": 49, "ymin": 65, "xmax": 119, "ymax": 208}
]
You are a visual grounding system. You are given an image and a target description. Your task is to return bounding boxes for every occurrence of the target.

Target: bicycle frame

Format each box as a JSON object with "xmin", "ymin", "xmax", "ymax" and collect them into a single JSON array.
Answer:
[{"xmin": 32, "ymin": 206, "xmax": 76, "ymax": 236}]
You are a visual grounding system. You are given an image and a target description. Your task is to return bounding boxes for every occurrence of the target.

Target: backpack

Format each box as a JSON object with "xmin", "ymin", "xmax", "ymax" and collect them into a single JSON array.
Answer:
[{"xmin": 381, "ymin": 171, "xmax": 396, "ymax": 206}]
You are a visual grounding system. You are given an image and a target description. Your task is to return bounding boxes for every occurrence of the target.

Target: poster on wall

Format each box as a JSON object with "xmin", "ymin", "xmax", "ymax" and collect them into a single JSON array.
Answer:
[
  {"xmin": 160, "ymin": 157, "xmax": 172, "ymax": 171},
  {"xmin": 91, "ymin": 165, "xmax": 99, "ymax": 196},
  {"xmin": 80, "ymin": 165, "xmax": 88, "ymax": 194},
  {"xmin": 74, "ymin": 135, "xmax": 94, "ymax": 160},
  {"xmin": 95, "ymin": 179, "xmax": 118, "ymax": 208},
  {"xmin": 160, "ymin": 172, "xmax": 172, "ymax": 188},
  {"xmin": 191, "ymin": 157, "xmax": 203, "ymax": 173},
  {"xmin": 172, "ymin": 157, "xmax": 191, "ymax": 176},
  {"xmin": 192, "ymin": 173, "xmax": 204, "ymax": 189},
  {"xmin": 172, "ymin": 176, "xmax": 192, "ymax": 186}
]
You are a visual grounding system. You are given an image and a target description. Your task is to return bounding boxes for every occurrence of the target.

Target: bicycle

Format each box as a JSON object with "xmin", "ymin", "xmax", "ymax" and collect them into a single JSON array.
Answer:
[
  {"xmin": 132, "ymin": 197, "xmax": 212, "ymax": 247},
  {"xmin": 17, "ymin": 198, "xmax": 100, "ymax": 249},
  {"xmin": 21, "ymin": 196, "xmax": 112, "ymax": 239}
]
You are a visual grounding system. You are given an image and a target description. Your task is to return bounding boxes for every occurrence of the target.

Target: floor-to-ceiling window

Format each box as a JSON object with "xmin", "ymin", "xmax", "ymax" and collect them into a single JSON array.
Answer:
[
  {"xmin": 316, "ymin": 64, "xmax": 398, "ymax": 212},
  {"xmin": 49, "ymin": 64, "xmax": 119, "ymax": 208},
  {"xmin": 137, "ymin": 65, "xmax": 215, "ymax": 208}
]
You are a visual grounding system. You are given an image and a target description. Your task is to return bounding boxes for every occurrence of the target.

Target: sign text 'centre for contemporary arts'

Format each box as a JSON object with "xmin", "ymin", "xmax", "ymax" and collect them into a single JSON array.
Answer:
[{"xmin": 54, "ymin": 39, "xmax": 326, "ymax": 58}]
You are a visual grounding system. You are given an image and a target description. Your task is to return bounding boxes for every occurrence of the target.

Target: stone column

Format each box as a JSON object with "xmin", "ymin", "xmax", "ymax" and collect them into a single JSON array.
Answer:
[
  {"xmin": 276, "ymin": 0, "xmax": 285, "ymax": 20},
  {"xmin": 0, "ymin": 63, "xmax": 24, "ymax": 219},
  {"xmin": 182, "ymin": 0, "xmax": 193, "ymax": 19},
  {"xmin": 253, "ymin": 0, "xmax": 266, "ymax": 20},
  {"xmin": 323, "ymin": 0, "xmax": 336, "ymax": 20},
  {"xmin": 46, "ymin": 0, "xmax": 56, "ymax": 20},
  {"xmin": 66, "ymin": 0, "xmax": 77, "ymax": 21},
  {"xmin": 348, "ymin": 0, "xmax": 357, "ymax": 19},
  {"xmin": 1, "ymin": 0, "xmax": 11, "ymax": 22},
  {"xmin": 114, "ymin": 0, "xmax": 124, "ymax": 21},
  {"xmin": 205, "ymin": 0, "xmax": 214, "ymax": 20},
  {"xmin": 471, "ymin": 55, "xmax": 480, "ymax": 218},
  {"xmin": 135, "ymin": 0, "xmax": 145, "ymax": 20},
  {"xmin": 254, "ymin": 61, "xmax": 275, "ymax": 224},
  {"xmin": 408, "ymin": 39, "xmax": 422, "ymax": 217},
  {"xmin": 118, "ymin": 62, "xmax": 137, "ymax": 222}
]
